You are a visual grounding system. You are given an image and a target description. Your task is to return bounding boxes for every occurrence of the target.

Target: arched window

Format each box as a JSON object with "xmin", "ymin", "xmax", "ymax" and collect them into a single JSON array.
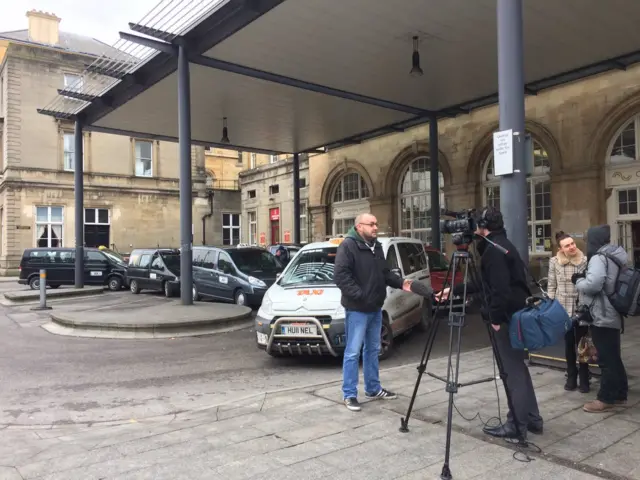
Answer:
[
  {"xmin": 607, "ymin": 115, "xmax": 640, "ymax": 261},
  {"xmin": 398, "ymin": 157, "xmax": 445, "ymax": 244},
  {"xmin": 482, "ymin": 139, "xmax": 551, "ymax": 254},
  {"xmin": 330, "ymin": 172, "xmax": 370, "ymax": 236}
]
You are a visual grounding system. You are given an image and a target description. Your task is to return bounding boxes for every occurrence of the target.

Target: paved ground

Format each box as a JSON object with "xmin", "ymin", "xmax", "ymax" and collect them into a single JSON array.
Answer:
[
  {"xmin": 0, "ymin": 288, "xmax": 491, "ymax": 426},
  {"xmin": 2, "ymin": 346, "xmax": 638, "ymax": 480}
]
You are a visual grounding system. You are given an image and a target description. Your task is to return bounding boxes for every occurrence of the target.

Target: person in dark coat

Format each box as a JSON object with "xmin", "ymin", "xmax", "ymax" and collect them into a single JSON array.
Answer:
[
  {"xmin": 333, "ymin": 213, "xmax": 413, "ymax": 412},
  {"xmin": 436, "ymin": 206, "xmax": 543, "ymax": 441}
]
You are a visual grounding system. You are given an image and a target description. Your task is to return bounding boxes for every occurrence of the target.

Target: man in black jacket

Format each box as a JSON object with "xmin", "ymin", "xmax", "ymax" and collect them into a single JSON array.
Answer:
[
  {"xmin": 334, "ymin": 213, "xmax": 413, "ymax": 411},
  {"xmin": 436, "ymin": 206, "xmax": 543, "ymax": 440}
]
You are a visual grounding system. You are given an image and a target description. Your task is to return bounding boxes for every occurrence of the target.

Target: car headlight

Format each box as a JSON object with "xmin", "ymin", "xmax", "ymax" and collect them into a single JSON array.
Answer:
[
  {"xmin": 248, "ymin": 276, "xmax": 267, "ymax": 288},
  {"xmin": 333, "ymin": 305, "xmax": 346, "ymax": 319},
  {"xmin": 258, "ymin": 294, "xmax": 273, "ymax": 316}
]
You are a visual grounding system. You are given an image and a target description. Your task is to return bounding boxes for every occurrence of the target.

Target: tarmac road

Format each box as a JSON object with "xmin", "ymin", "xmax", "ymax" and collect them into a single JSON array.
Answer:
[{"xmin": 0, "ymin": 285, "xmax": 491, "ymax": 426}]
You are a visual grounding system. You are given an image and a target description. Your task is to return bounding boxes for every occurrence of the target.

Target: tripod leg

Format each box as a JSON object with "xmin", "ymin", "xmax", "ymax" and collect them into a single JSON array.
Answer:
[{"xmin": 399, "ymin": 249, "xmax": 459, "ymax": 433}]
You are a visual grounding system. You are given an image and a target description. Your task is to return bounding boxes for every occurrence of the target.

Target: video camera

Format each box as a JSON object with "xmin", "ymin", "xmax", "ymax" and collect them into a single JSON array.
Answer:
[{"xmin": 439, "ymin": 209, "xmax": 478, "ymax": 246}]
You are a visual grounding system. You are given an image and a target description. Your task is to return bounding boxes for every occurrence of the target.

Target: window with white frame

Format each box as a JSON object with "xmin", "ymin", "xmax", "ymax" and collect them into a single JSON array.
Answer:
[
  {"xmin": 135, "ymin": 140, "xmax": 153, "ymax": 177},
  {"xmin": 237, "ymin": 150, "xmax": 243, "ymax": 165},
  {"xmin": 398, "ymin": 157, "xmax": 445, "ymax": 245},
  {"xmin": 609, "ymin": 116, "xmax": 640, "ymax": 165},
  {"xmin": 248, "ymin": 211, "xmax": 257, "ymax": 245},
  {"xmin": 618, "ymin": 188, "xmax": 639, "ymax": 216},
  {"xmin": 63, "ymin": 73, "xmax": 83, "ymax": 91},
  {"xmin": 270, "ymin": 154, "xmax": 278, "ymax": 164},
  {"xmin": 35, "ymin": 206, "xmax": 63, "ymax": 247},
  {"xmin": 300, "ymin": 202, "xmax": 308, "ymax": 243},
  {"xmin": 482, "ymin": 138, "xmax": 551, "ymax": 253},
  {"xmin": 250, "ymin": 153, "xmax": 257, "ymax": 169},
  {"xmin": 331, "ymin": 172, "xmax": 369, "ymax": 236},
  {"xmin": 222, "ymin": 213, "xmax": 241, "ymax": 245},
  {"xmin": 63, "ymin": 133, "xmax": 75, "ymax": 171}
]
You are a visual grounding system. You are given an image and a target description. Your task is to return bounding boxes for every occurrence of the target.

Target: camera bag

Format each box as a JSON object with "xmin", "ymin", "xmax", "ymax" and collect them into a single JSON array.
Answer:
[
  {"xmin": 598, "ymin": 252, "xmax": 640, "ymax": 318},
  {"xmin": 509, "ymin": 296, "xmax": 573, "ymax": 351}
]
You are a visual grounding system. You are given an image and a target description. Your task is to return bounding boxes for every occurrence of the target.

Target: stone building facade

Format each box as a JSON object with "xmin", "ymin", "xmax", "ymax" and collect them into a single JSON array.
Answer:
[
  {"xmin": 0, "ymin": 11, "xmax": 240, "ymax": 274},
  {"xmin": 307, "ymin": 64, "xmax": 640, "ymax": 277},
  {"xmin": 239, "ymin": 156, "xmax": 310, "ymax": 246}
]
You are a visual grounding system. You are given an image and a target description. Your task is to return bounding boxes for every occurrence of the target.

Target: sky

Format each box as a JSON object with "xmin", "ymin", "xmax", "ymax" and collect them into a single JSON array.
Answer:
[{"xmin": 0, "ymin": 0, "xmax": 160, "ymax": 45}]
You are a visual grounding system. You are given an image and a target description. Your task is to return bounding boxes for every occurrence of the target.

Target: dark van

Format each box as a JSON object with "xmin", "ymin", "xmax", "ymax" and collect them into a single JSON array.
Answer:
[
  {"xmin": 126, "ymin": 248, "xmax": 181, "ymax": 297},
  {"xmin": 192, "ymin": 246, "xmax": 282, "ymax": 307},
  {"xmin": 19, "ymin": 247, "xmax": 127, "ymax": 291}
]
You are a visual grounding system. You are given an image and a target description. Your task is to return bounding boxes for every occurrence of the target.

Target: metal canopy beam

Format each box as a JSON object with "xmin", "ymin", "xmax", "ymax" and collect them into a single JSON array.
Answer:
[
  {"xmin": 37, "ymin": 108, "xmax": 76, "ymax": 120},
  {"xmin": 188, "ymin": 55, "xmax": 434, "ymax": 117},
  {"xmin": 56, "ymin": 89, "xmax": 98, "ymax": 102},
  {"xmin": 119, "ymin": 32, "xmax": 177, "ymax": 55},
  {"xmin": 128, "ymin": 22, "xmax": 174, "ymax": 42}
]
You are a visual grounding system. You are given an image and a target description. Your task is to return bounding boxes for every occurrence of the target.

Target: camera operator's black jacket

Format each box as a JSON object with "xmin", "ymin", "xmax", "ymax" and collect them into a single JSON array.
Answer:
[
  {"xmin": 453, "ymin": 228, "xmax": 530, "ymax": 326},
  {"xmin": 334, "ymin": 228, "xmax": 404, "ymax": 312}
]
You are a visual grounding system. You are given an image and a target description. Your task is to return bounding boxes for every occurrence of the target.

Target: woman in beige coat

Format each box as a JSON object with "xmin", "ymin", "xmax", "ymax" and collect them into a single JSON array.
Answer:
[{"xmin": 547, "ymin": 231, "xmax": 590, "ymax": 392}]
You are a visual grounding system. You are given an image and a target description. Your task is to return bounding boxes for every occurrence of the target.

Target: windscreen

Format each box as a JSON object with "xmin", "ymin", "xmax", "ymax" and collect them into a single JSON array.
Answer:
[
  {"xmin": 279, "ymin": 247, "xmax": 337, "ymax": 287},
  {"xmin": 228, "ymin": 249, "xmax": 281, "ymax": 274}
]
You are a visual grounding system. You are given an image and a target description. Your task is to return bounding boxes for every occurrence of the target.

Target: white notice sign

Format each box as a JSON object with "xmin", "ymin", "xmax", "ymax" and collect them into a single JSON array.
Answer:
[{"xmin": 493, "ymin": 129, "xmax": 514, "ymax": 176}]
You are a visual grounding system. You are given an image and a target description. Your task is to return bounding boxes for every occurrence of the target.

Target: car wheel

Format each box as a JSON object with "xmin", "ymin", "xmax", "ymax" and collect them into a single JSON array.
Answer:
[
  {"xmin": 29, "ymin": 276, "xmax": 40, "ymax": 290},
  {"xmin": 234, "ymin": 290, "xmax": 246, "ymax": 306},
  {"xmin": 192, "ymin": 284, "xmax": 200, "ymax": 302},
  {"xmin": 164, "ymin": 281, "xmax": 173, "ymax": 298},
  {"xmin": 378, "ymin": 315, "xmax": 394, "ymax": 360},
  {"xmin": 130, "ymin": 280, "xmax": 141, "ymax": 294},
  {"xmin": 108, "ymin": 276, "xmax": 123, "ymax": 292},
  {"xmin": 418, "ymin": 297, "xmax": 433, "ymax": 332}
]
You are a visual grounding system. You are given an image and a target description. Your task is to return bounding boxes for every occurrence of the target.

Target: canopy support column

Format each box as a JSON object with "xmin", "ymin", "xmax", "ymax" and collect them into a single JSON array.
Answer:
[
  {"xmin": 74, "ymin": 119, "xmax": 84, "ymax": 288},
  {"xmin": 429, "ymin": 116, "xmax": 441, "ymax": 251},
  {"xmin": 497, "ymin": 0, "xmax": 529, "ymax": 264},
  {"xmin": 178, "ymin": 44, "xmax": 193, "ymax": 305},
  {"xmin": 293, "ymin": 153, "xmax": 301, "ymax": 244}
]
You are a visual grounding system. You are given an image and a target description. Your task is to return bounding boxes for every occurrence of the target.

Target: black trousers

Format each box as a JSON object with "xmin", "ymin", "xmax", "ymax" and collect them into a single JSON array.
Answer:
[
  {"xmin": 494, "ymin": 326, "xmax": 542, "ymax": 432},
  {"xmin": 565, "ymin": 325, "xmax": 589, "ymax": 377},
  {"xmin": 591, "ymin": 326, "xmax": 628, "ymax": 404}
]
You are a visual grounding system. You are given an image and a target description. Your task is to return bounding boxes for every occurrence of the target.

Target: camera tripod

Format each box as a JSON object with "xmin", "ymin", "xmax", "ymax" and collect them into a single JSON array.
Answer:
[{"xmin": 399, "ymin": 243, "xmax": 526, "ymax": 480}]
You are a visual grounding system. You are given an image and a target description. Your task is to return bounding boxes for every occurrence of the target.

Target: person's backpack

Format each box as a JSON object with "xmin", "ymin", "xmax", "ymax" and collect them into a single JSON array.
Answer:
[{"xmin": 598, "ymin": 252, "xmax": 640, "ymax": 317}]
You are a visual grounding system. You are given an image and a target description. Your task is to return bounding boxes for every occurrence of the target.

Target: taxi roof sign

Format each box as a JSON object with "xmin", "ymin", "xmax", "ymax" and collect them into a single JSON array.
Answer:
[{"xmin": 328, "ymin": 237, "xmax": 345, "ymax": 245}]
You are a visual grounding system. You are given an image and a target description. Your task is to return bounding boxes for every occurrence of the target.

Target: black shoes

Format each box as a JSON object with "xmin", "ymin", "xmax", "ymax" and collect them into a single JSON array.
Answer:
[
  {"xmin": 483, "ymin": 421, "xmax": 543, "ymax": 439},
  {"xmin": 565, "ymin": 368, "xmax": 590, "ymax": 393}
]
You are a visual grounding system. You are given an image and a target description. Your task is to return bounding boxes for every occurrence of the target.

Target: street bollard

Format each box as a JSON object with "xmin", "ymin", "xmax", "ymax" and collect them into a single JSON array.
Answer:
[{"xmin": 32, "ymin": 269, "xmax": 52, "ymax": 311}]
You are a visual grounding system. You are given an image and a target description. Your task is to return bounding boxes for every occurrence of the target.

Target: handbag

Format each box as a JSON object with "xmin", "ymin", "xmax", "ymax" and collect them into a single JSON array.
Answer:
[
  {"xmin": 578, "ymin": 331, "xmax": 598, "ymax": 364},
  {"xmin": 509, "ymin": 296, "xmax": 573, "ymax": 351}
]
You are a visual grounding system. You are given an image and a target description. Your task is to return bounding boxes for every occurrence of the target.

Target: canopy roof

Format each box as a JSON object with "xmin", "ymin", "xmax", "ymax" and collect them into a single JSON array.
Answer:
[{"xmin": 39, "ymin": 0, "xmax": 640, "ymax": 155}]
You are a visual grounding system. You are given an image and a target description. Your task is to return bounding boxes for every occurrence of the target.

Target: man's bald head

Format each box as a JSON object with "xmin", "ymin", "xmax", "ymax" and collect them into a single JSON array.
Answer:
[{"xmin": 355, "ymin": 213, "xmax": 378, "ymax": 242}]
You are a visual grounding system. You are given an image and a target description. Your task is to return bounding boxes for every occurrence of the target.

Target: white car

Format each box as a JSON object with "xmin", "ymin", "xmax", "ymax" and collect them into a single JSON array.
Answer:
[{"xmin": 255, "ymin": 236, "xmax": 433, "ymax": 360}]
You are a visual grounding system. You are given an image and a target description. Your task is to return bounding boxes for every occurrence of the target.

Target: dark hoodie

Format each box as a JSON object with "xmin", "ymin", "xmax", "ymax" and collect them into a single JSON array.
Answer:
[{"xmin": 333, "ymin": 227, "xmax": 404, "ymax": 312}]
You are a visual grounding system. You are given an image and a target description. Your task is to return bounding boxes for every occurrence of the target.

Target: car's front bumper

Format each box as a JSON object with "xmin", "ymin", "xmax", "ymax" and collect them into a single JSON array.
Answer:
[{"xmin": 255, "ymin": 314, "xmax": 346, "ymax": 356}]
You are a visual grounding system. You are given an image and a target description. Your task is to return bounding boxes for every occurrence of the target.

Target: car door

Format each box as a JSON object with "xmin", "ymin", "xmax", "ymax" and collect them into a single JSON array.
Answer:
[
  {"xmin": 215, "ymin": 251, "xmax": 236, "ymax": 300},
  {"xmin": 137, "ymin": 253, "xmax": 153, "ymax": 288},
  {"xmin": 148, "ymin": 254, "xmax": 167, "ymax": 290},
  {"xmin": 394, "ymin": 241, "xmax": 424, "ymax": 329},
  {"xmin": 84, "ymin": 250, "xmax": 109, "ymax": 285},
  {"xmin": 199, "ymin": 250, "xmax": 220, "ymax": 298}
]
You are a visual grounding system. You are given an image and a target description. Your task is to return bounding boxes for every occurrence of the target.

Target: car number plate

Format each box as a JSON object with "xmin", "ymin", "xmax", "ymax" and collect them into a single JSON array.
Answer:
[{"xmin": 280, "ymin": 324, "xmax": 318, "ymax": 336}]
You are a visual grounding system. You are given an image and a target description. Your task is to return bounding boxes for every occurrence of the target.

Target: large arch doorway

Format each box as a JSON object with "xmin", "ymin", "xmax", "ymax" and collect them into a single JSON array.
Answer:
[
  {"xmin": 398, "ymin": 156, "xmax": 445, "ymax": 245},
  {"xmin": 606, "ymin": 113, "xmax": 640, "ymax": 266},
  {"xmin": 329, "ymin": 172, "xmax": 371, "ymax": 236}
]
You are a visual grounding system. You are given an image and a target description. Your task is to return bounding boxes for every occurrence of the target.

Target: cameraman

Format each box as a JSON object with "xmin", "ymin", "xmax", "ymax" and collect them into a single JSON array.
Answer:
[
  {"xmin": 435, "ymin": 206, "xmax": 543, "ymax": 440},
  {"xmin": 573, "ymin": 225, "xmax": 628, "ymax": 413}
]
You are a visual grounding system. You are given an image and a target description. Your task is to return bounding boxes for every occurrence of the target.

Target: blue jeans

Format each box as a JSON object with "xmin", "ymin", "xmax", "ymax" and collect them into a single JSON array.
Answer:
[{"xmin": 342, "ymin": 309, "xmax": 382, "ymax": 399}]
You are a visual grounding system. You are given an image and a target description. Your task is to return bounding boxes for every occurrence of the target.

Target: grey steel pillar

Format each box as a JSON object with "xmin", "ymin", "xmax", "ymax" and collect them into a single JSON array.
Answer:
[
  {"xmin": 497, "ymin": 0, "xmax": 528, "ymax": 263},
  {"xmin": 178, "ymin": 45, "xmax": 193, "ymax": 305},
  {"xmin": 429, "ymin": 116, "xmax": 441, "ymax": 250},
  {"xmin": 293, "ymin": 153, "xmax": 301, "ymax": 244},
  {"xmin": 74, "ymin": 119, "xmax": 84, "ymax": 288}
]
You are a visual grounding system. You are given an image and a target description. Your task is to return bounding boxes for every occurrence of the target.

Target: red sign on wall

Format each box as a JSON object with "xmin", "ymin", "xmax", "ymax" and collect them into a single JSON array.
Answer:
[
  {"xmin": 270, "ymin": 208, "xmax": 280, "ymax": 221},
  {"xmin": 259, "ymin": 232, "xmax": 266, "ymax": 245},
  {"xmin": 283, "ymin": 230, "xmax": 291, "ymax": 243}
]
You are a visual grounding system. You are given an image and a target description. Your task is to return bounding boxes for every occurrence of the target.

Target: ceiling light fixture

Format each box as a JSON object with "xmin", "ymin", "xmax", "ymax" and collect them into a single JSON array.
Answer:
[
  {"xmin": 220, "ymin": 117, "xmax": 230, "ymax": 144},
  {"xmin": 410, "ymin": 35, "xmax": 424, "ymax": 77}
]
